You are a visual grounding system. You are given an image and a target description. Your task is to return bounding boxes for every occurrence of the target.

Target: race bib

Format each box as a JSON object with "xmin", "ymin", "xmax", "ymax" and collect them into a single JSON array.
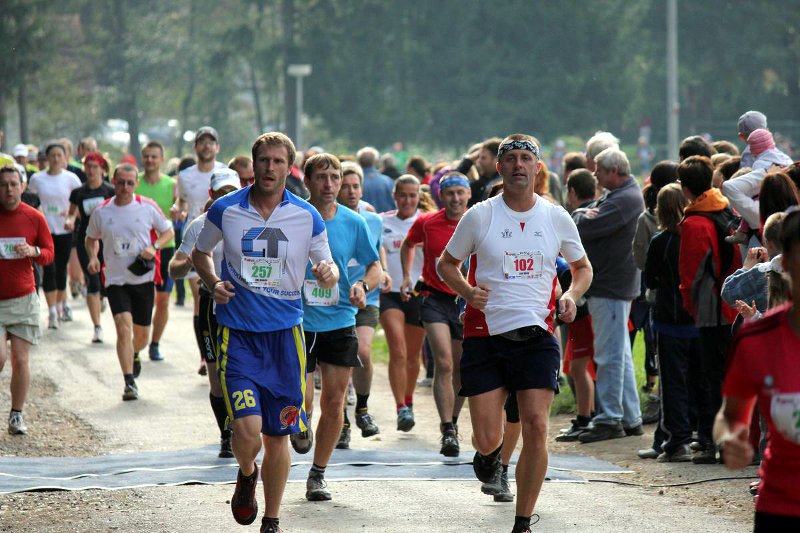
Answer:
[
  {"xmin": 241, "ymin": 256, "xmax": 283, "ymax": 287},
  {"xmin": 0, "ymin": 237, "xmax": 25, "ymax": 259},
  {"xmin": 770, "ymin": 393, "xmax": 800, "ymax": 444},
  {"xmin": 45, "ymin": 204, "xmax": 60, "ymax": 215},
  {"xmin": 503, "ymin": 250, "xmax": 544, "ymax": 279},
  {"xmin": 82, "ymin": 197, "xmax": 104, "ymax": 216},
  {"xmin": 303, "ymin": 280, "xmax": 339, "ymax": 306},
  {"xmin": 386, "ymin": 233, "xmax": 404, "ymax": 252},
  {"xmin": 113, "ymin": 238, "xmax": 137, "ymax": 257}
]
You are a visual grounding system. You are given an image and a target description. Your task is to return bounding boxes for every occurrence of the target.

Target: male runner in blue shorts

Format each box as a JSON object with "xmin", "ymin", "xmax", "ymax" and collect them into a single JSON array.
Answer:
[{"xmin": 193, "ymin": 132, "xmax": 337, "ymax": 533}]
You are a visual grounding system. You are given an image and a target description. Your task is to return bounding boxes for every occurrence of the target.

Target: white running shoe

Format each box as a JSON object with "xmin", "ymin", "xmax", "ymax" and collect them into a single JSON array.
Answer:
[
  {"xmin": 48, "ymin": 311, "xmax": 59, "ymax": 330},
  {"xmin": 92, "ymin": 326, "xmax": 104, "ymax": 343},
  {"xmin": 61, "ymin": 304, "xmax": 73, "ymax": 322},
  {"xmin": 8, "ymin": 411, "xmax": 27, "ymax": 435}
]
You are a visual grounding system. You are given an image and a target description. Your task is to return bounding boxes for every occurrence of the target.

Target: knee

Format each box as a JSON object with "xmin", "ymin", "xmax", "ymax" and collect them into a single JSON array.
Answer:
[
  {"xmin": 320, "ymin": 390, "xmax": 346, "ymax": 415},
  {"xmin": 473, "ymin": 430, "xmax": 503, "ymax": 454},
  {"xmin": 435, "ymin": 357, "xmax": 453, "ymax": 375},
  {"xmin": 520, "ymin": 414, "xmax": 549, "ymax": 443}
]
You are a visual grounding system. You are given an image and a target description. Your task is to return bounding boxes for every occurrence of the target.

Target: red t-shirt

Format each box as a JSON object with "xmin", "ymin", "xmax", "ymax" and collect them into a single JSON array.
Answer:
[
  {"xmin": 405, "ymin": 209, "xmax": 460, "ymax": 295},
  {"xmin": 0, "ymin": 202, "xmax": 55, "ymax": 299},
  {"xmin": 722, "ymin": 304, "xmax": 800, "ymax": 517}
]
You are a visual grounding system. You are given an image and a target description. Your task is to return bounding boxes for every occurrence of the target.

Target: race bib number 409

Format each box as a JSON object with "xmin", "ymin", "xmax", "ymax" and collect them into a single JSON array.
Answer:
[
  {"xmin": 241, "ymin": 257, "xmax": 283, "ymax": 288},
  {"xmin": 303, "ymin": 280, "xmax": 339, "ymax": 306},
  {"xmin": 503, "ymin": 250, "xmax": 544, "ymax": 279}
]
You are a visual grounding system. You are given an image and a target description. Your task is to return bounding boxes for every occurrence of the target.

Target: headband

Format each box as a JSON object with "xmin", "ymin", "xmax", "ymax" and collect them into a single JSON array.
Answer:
[
  {"xmin": 439, "ymin": 174, "xmax": 470, "ymax": 190},
  {"xmin": 497, "ymin": 139, "xmax": 539, "ymax": 159}
]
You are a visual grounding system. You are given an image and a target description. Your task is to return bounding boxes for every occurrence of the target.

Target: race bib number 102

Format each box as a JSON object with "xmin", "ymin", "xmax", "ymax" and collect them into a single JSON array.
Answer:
[{"xmin": 503, "ymin": 250, "xmax": 544, "ymax": 279}]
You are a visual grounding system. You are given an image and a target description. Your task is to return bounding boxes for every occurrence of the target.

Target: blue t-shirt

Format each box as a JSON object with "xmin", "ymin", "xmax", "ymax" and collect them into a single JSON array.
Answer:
[
  {"xmin": 195, "ymin": 187, "xmax": 332, "ymax": 333},
  {"xmin": 303, "ymin": 205, "xmax": 380, "ymax": 332},
  {"xmin": 348, "ymin": 207, "xmax": 383, "ymax": 307}
]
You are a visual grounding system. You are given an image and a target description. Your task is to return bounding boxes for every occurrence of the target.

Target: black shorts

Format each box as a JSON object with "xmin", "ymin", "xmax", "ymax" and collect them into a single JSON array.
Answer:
[
  {"xmin": 379, "ymin": 292, "xmax": 422, "ymax": 326},
  {"xmin": 305, "ymin": 326, "xmax": 361, "ymax": 373},
  {"xmin": 156, "ymin": 247, "xmax": 175, "ymax": 293},
  {"xmin": 460, "ymin": 331, "xmax": 560, "ymax": 396},
  {"xmin": 355, "ymin": 305, "xmax": 379, "ymax": 329},
  {"xmin": 106, "ymin": 282, "xmax": 155, "ymax": 326},
  {"xmin": 198, "ymin": 289, "xmax": 218, "ymax": 362},
  {"xmin": 420, "ymin": 291, "xmax": 463, "ymax": 340}
]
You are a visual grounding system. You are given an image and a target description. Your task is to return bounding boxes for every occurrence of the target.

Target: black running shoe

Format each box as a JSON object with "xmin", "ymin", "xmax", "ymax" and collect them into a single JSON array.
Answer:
[
  {"xmin": 336, "ymin": 426, "xmax": 351, "ymax": 450},
  {"xmin": 440, "ymin": 430, "xmax": 459, "ymax": 457},
  {"xmin": 231, "ymin": 464, "xmax": 258, "ymax": 525},
  {"xmin": 219, "ymin": 434, "xmax": 233, "ymax": 458},
  {"xmin": 260, "ymin": 518, "xmax": 283, "ymax": 533},
  {"xmin": 473, "ymin": 451, "xmax": 500, "ymax": 483},
  {"xmin": 355, "ymin": 411, "xmax": 380, "ymax": 437},
  {"xmin": 133, "ymin": 353, "xmax": 142, "ymax": 378}
]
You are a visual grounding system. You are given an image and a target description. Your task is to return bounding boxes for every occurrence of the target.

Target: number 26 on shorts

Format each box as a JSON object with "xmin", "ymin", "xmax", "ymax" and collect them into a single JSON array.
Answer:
[{"xmin": 232, "ymin": 389, "xmax": 256, "ymax": 411}]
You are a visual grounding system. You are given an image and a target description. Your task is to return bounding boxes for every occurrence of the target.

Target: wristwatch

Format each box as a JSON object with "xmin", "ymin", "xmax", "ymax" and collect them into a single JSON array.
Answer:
[
  {"xmin": 154, "ymin": 242, "xmax": 161, "ymax": 251},
  {"xmin": 358, "ymin": 280, "xmax": 370, "ymax": 292}
]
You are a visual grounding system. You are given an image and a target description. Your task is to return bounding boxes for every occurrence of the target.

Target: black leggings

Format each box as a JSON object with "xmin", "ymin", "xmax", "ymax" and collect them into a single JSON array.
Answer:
[
  {"xmin": 76, "ymin": 237, "xmax": 103, "ymax": 295},
  {"xmin": 754, "ymin": 511, "xmax": 800, "ymax": 532},
  {"xmin": 42, "ymin": 233, "xmax": 73, "ymax": 293}
]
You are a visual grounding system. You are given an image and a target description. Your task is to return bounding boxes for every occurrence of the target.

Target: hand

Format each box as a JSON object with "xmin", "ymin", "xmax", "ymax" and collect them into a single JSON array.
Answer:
[
  {"xmin": 582, "ymin": 208, "xmax": 599, "ymax": 219},
  {"xmin": 64, "ymin": 219, "xmax": 75, "ymax": 232},
  {"xmin": 466, "ymin": 285, "xmax": 490, "ymax": 310},
  {"xmin": 140, "ymin": 246, "xmax": 157, "ymax": 260},
  {"xmin": 311, "ymin": 260, "xmax": 334, "ymax": 286},
  {"xmin": 349, "ymin": 282, "xmax": 366, "ymax": 309},
  {"xmin": 213, "ymin": 280, "xmax": 236, "ymax": 304},
  {"xmin": 88, "ymin": 257, "xmax": 101, "ymax": 274},
  {"xmin": 400, "ymin": 277, "xmax": 414, "ymax": 302},
  {"xmin": 14, "ymin": 242, "xmax": 38, "ymax": 258},
  {"xmin": 557, "ymin": 294, "xmax": 578, "ymax": 323},
  {"xmin": 467, "ymin": 145, "xmax": 481, "ymax": 162},
  {"xmin": 719, "ymin": 424, "xmax": 754, "ymax": 470},
  {"xmin": 380, "ymin": 271, "xmax": 393, "ymax": 293},
  {"xmin": 743, "ymin": 247, "xmax": 767, "ymax": 270},
  {"xmin": 734, "ymin": 300, "xmax": 757, "ymax": 319}
]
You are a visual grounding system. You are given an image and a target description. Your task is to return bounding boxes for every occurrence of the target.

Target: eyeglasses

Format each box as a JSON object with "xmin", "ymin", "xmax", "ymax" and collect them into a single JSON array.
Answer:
[
  {"xmin": 116, "ymin": 180, "xmax": 137, "ymax": 187},
  {"xmin": 196, "ymin": 140, "xmax": 217, "ymax": 147}
]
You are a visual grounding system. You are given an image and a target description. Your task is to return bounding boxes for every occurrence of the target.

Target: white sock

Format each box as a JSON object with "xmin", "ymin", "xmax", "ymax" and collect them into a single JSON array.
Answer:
[{"xmin": 49, "ymin": 305, "xmax": 57, "ymax": 316}]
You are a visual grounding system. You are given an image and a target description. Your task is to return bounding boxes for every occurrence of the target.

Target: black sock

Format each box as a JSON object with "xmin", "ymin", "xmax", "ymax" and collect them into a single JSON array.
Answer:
[
  {"xmin": 209, "ymin": 393, "xmax": 229, "ymax": 435},
  {"xmin": 133, "ymin": 352, "xmax": 140, "ymax": 360},
  {"xmin": 263, "ymin": 517, "xmax": 279, "ymax": 526},
  {"xmin": 311, "ymin": 463, "xmax": 326, "ymax": 474},
  {"xmin": 355, "ymin": 393, "xmax": 369, "ymax": 412},
  {"xmin": 124, "ymin": 373, "xmax": 135, "ymax": 386},
  {"xmin": 577, "ymin": 414, "xmax": 592, "ymax": 427},
  {"xmin": 192, "ymin": 315, "xmax": 204, "ymax": 354},
  {"xmin": 514, "ymin": 515, "xmax": 531, "ymax": 530},
  {"xmin": 150, "ymin": 341, "xmax": 159, "ymax": 348},
  {"xmin": 10, "ymin": 409, "xmax": 21, "ymax": 415},
  {"xmin": 502, "ymin": 464, "xmax": 509, "ymax": 473},
  {"xmin": 486, "ymin": 443, "xmax": 502, "ymax": 460},
  {"xmin": 441, "ymin": 422, "xmax": 455, "ymax": 434},
  {"xmin": 452, "ymin": 415, "xmax": 459, "ymax": 426}
]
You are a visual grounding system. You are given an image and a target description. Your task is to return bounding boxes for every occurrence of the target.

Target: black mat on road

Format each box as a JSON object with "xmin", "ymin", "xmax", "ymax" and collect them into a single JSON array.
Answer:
[{"xmin": 0, "ymin": 446, "xmax": 630, "ymax": 493}]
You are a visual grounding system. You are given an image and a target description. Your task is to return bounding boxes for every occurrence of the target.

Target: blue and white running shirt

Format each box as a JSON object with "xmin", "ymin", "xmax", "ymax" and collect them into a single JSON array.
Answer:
[
  {"xmin": 195, "ymin": 187, "xmax": 333, "ymax": 333},
  {"xmin": 347, "ymin": 207, "xmax": 383, "ymax": 308}
]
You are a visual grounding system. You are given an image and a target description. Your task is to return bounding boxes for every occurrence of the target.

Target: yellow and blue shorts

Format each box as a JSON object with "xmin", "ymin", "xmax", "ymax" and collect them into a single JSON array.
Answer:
[{"xmin": 217, "ymin": 325, "xmax": 308, "ymax": 436}]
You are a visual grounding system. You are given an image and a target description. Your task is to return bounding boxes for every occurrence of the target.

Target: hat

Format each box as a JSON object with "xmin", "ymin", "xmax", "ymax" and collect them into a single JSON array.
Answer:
[
  {"xmin": 194, "ymin": 126, "xmax": 219, "ymax": 143},
  {"xmin": 737, "ymin": 111, "xmax": 767, "ymax": 137},
  {"xmin": 13, "ymin": 144, "xmax": 28, "ymax": 158},
  {"xmin": 210, "ymin": 168, "xmax": 240, "ymax": 191},
  {"xmin": 747, "ymin": 128, "xmax": 775, "ymax": 157}
]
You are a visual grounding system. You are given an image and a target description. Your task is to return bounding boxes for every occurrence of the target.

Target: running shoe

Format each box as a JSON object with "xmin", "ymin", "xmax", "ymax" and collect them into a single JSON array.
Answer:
[
  {"xmin": 61, "ymin": 304, "xmax": 73, "ymax": 322},
  {"xmin": 92, "ymin": 326, "xmax": 103, "ymax": 344},
  {"xmin": 231, "ymin": 464, "xmax": 259, "ymax": 525},
  {"xmin": 219, "ymin": 433, "xmax": 234, "ymax": 458},
  {"xmin": 440, "ymin": 430, "xmax": 460, "ymax": 457},
  {"xmin": 260, "ymin": 518, "xmax": 283, "ymax": 533},
  {"xmin": 555, "ymin": 418, "xmax": 588, "ymax": 442},
  {"xmin": 416, "ymin": 377, "xmax": 433, "ymax": 387},
  {"xmin": 494, "ymin": 470, "xmax": 514, "ymax": 502},
  {"xmin": 290, "ymin": 427, "xmax": 314, "ymax": 454},
  {"xmin": 149, "ymin": 343, "xmax": 164, "ymax": 361},
  {"xmin": 8, "ymin": 411, "xmax": 27, "ymax": 435},
  {"xmin": 637, "ymin": 447, "xmax": 660, "ymax": 459},
  {"xmin": 473, "ymin": 450, "xmax": 500, "ymax": 483},
  {"xmin": 336, "ymin": 425, "xmax": 351, "ymax": 450},
  {"xmin": 656, "ymin": 444, "xmax": 693, "ymax": 463},
  {"xmin": 692, "ymin": 445, "xmax": 717, "ymax": 464},
  {"xmin": 48, "ymin": 312, "xmax": 59, "ymax": 330},
  {"xmin": 511, "ymin": 514, "xmax": 540, "ymax": 533},
  {"xmin": 355, "ymin": 411, "xmax": 380, "ymax": 437},
  {"xmin": 578, "ymin": 423, "xmax": 625, "ymax": 443},
  {"xmin": 305, "ymin": 469, "xmax": 331, "ymax": 501},
  {"xmin": 480, "ymin": 462, "xmax": 503, "ymax": 495},
  {"xmin": 122, "ymin": 382, "xmax": 139, "ymax": 401},
  {"xmin": 396, "ymin": 406, "xmax": 415, "ymax": 432},
  {"xmin": 133, "ymin": 353, "xmax": 142, "ymax": 378}
]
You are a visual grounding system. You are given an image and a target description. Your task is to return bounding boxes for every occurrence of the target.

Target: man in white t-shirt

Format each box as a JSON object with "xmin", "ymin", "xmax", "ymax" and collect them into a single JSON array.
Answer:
[
  {"xmin": 86, "ymin": 164, "xmax": 174, "ymax": 402},
  {"xmin": 438, "ymin": 134, "xmax": 592, "ymax": 533}
]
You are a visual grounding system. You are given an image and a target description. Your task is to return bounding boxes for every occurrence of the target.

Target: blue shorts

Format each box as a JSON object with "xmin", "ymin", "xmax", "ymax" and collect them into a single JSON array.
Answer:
[{"xmin": 217, "ymin": 325, "xmax": 308, "ymax": 436}]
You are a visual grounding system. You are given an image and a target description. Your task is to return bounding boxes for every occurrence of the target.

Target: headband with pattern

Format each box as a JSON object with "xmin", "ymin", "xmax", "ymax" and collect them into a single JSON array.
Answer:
[{"xmin": 497, "ymin": 139, "xmax": 539, "ymax": 159}]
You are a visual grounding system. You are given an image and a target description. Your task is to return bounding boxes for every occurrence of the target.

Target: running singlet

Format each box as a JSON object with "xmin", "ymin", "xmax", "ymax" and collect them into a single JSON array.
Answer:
[
  {"xmin": 136, "ymin": 174, "xmax": 176, "ymax": 248},
  {"xmin": 180, "ymin": 212, "xmax": 223, "ymax": 277},
  {"xmin": 69, "ymin": 182, "xmax": 114, "ymax": 239},
  {"xmin": 347, "ymin": 207, "xmax": 383, "ymax": 307},
  {"xmin": 195, "ymin": 187, "xmax": 333, "ymax": 333},
  {"xmin": 446, "ymin": 195, "xmax": 585, "ymax": 337},
  {"xmin": 27, "ymin": 170, "xmax": 82, "ymax": 235},
  {"xmin": 381, "ymin": 210, "xmax": 423, "ymax": 294},
  {"xmin": 85, "ymin": 195, "xmax": 172, "ymax": 287},
  {"xmin": 176, "ymin": 162, "xmax": 227, "ymax": 224},
  {"xmin": 722, "ymin": 304, "xmax": 800, "ymax": 517},
  {"xmin": 303, "ymin": 205, "xmax": 379, "ymax": 332},
  {"xmin": 404, "ymin": 209, "xmax": 460, "ymax": 295}
]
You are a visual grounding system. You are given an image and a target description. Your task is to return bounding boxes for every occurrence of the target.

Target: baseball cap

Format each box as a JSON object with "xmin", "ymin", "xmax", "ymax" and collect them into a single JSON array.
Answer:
[
  {"xmin": 210, "ymin": 168, "xmax": 240, "ymax": 191},
  {"xmin": 194, "ymin": 126, "xmax": 219, "ymax": 143},
  {"xmin": 737, "ymin": 111, "xmax": 767, "ymax": 137},
  {"xmin": 13, "ymin": 144, "xmax": 28, "ymax": 158}
]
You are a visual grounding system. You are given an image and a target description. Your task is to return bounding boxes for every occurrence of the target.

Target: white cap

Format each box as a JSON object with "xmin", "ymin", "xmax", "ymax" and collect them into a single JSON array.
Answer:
[
  {"xmin": 13, "ymin": 144, "xmax": 28, "ymax": 158},
  {"xmin": 210, "ymin": 168, "xmax": 240, "ymax": 191}
]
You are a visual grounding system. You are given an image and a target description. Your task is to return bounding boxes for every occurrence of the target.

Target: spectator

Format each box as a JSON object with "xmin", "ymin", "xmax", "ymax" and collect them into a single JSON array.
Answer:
[{"xmin": 357, "ymin": 147, "xmax": 394, "ymax": 213}]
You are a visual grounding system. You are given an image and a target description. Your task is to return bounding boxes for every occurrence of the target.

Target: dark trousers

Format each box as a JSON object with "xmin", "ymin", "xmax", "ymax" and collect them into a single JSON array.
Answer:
[
  {"xmin": 697, "ymin": 325, "xmax": 733, "ymax": 446},
  {"xmin": 658, "ymin": 333, "xmax": 701, "ymax": 453}
]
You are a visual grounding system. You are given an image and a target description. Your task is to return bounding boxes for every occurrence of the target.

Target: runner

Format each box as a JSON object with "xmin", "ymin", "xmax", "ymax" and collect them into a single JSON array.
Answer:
[
  {"xmin": 401, "ymin": 171, "xmax": 471, "ymax": 457},
  {"xmin": 136, "ymin": 141, "xmax": 177, "ymax": 362},
  {"xmin": 27, "ymin": 143, "xmax": 81, "ymax": 329},
  {"xmin": 438, "ymin": 134, "xmax": 591, "ymax": 533},
  {"xmin": 192, "ymin": 132, "xmax": 336, "ymax": 533},
  {"xmin": 85, "ymin": 164, "xmax": 174, "ymax": 401},
  {"xmin": 292, "ymin": 153, "xmax": 380, "ymax": 502},
  {"xmin": 170, "ymin": 167, "xmax": 240, "ymax": 458},
  {"xmin": 337, "ymin": 161, "xmax": 389, "ymax": 445},
  {"xmin": 65, "ymin": 151, "xmax": 114, "ymax": 343},
  {"xmin": 228, "ymin": 156, "xmax": 255, "ymax": 187},
  {"xmin": 0, "ymin": 165, "xmax": 54, "ymax": 435},
  {"xmin": 380, "ymin": 174, "xmax": 427, "ymax": 431}
]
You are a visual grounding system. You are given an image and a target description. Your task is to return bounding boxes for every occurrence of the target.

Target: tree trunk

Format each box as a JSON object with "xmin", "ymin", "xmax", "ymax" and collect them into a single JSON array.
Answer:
[
  {"xmin": 282, "ymin": 0, "xmax": 296, "ymax": 141},
  {"xmin": 127, "ymin": 93, "xmax": 141, "ymax": 164},
  {"xmin": 18, "ymin": 82, "xmax": 28, "ymax": 143},
  {"xmin": 249, "ymin": 59, "xmax": 264, "ymax": 134},
  {"xmin": 178, "ymin": 0, "xmax": 197, "ymax": 155}
]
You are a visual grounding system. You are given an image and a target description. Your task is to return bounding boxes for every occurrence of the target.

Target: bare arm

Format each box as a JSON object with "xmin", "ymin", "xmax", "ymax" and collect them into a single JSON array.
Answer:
[
  {"xmin": 168, "ymin": 250, "xmax": 193, "ymax": 280},
  {"xmin": 192, "ymin": 246, "xmax": 234, "ymax": 304},
  {"xmin": 713, "ymin": 396, "xmax": 757, "ymax": 470},
  {"xmin": 437, "ymin": 250, "xmax": 489, "ymax": 309},
  {"xmin": 399, "ymin": 238, "xmax": 417, "ymax": 299},
  {"xmin": 350, "ymin": 261, "xmax": 382, "ymax": 308},
  {"xmin": 85, "ymin": 236, "xmax": 101, "ymax": 274},
  {"xmin": 558, "ymin": 255, "xmax": 593, "ymax": 323}
]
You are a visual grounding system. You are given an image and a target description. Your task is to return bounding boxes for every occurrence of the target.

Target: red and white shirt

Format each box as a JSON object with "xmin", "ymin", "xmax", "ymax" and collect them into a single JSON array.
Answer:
[
  {"xmin": 404, "ymin": 209, "xmax": 460, "ymax": 295},
  {"xmin": 446, "ymin": 195, "xmax": 584, "ymax": 337}
]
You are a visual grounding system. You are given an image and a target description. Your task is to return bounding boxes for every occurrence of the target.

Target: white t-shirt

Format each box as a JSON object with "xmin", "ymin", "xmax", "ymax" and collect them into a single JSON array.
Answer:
[
  {"xmin": 446, "ymin": 194, "xmax": 585, "ymax": 337},
  {"xmin": 27, "ymin": 170, "xmax": 82, "ymax": 235},
  {"xmin": 176, "ymin": 162, "xmax": 227, "ymax": 223},
  {"xmin": 381, "ymin": 210, "xmax": 424, "ymax": 293},
  {"xmin": 85, "ymin": 196, "xmax": 172, "ymax": 287},
  {"xmin": 178, "ymin": 212, "xmax": 222, "ymax": 279}
]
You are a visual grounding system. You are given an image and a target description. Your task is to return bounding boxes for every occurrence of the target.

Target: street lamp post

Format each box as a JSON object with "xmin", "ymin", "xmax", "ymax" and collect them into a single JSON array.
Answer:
[{"xmin": 287, "ymin": 64, "xmax": 312, "ymax": 151}]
